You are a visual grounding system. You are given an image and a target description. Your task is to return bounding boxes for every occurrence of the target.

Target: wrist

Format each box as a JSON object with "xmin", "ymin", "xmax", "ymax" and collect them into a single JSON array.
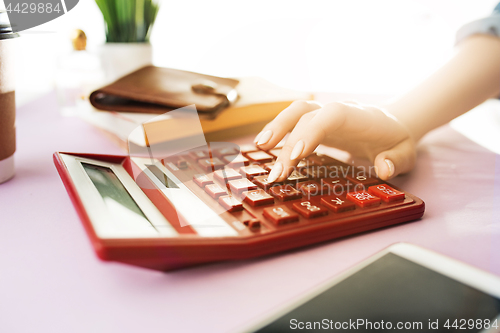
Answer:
[{"xmin": 383, "ymin": 103, "xmax": 422, "ymax": 143}]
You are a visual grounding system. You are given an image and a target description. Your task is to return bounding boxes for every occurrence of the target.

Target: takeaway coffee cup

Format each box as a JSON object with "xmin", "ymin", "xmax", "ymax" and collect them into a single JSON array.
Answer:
[{"xmin": 0, "ymin": 10, "xmax": 18, "ymax": 184}]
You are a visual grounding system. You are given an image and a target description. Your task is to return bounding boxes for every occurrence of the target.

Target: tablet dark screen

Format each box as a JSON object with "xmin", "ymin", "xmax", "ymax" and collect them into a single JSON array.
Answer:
[{"xmin": 257, "ymin": 253, "xmax": 500, "ymax": 332}]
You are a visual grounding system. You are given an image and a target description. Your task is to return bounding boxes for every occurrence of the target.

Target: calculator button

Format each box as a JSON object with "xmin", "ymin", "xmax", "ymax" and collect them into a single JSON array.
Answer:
[
  {"xmin": 321, "ymin": 177, "xmax": 347, "ymax": 187},
  {"xmin": 263, "ymin": 206, "xmax": 299, "ymax": 225},
  {"xmin": 205, "ymin": 183, "xmax": 228, "ymax": 199},
  {"xmin": 296, "ymin": 181, "xmax": 328, "ymax": 196},
  {"xmin": 176, "ymin": 160, "xmax": 189, "ymax": 169},
  {"xmin": 263, "ymin": 162, "xmax": 275, "ymax": 171},
  {"xmin": 246, "ymin": 151, "xmax": 274, "ymax": 163},
  {"xmin": 198, "ymin": 157, "xmax": 225, "ymax": 171},
  {"xmin": 253, "ymin": 175, "xmax": 280, "ymax": 191},
  {"xmin": 321, "ymin": 178, "xmax": 349, "ymax": 195},
  {"xmin": 347, "ymin": 191, "xmax": 381, "ymax": 208},
  {"xmin": 228, "ymin": 178, "xmax": 258, "ymax": 194},
  {"xmin": 213, "ymin": 147, "xmax": 239, "ymax": 158},
  {"xmin": 213, "ymin": 168, "xmax": 242, "ymax": 183},
  {"xmin": 286, "ymin": 170, "xmax": 308, "ymax": 182},
  {"xmin": 297, "ymin": 160, "xmax": 308, "ymax": 168},
  {"xmin": 368, "ymin": 184, "xmax": 405, "ymax": 202},
  {"xmin": 320, "ymin": 195, "xmax": 355, "ymax": 213},
  {"xmin": 269, "ymin": 185, "xmax": 302, "ymax": 201},
  {"xmin": 269, "ymin": 149, "xmax": 282, "ymax": 157},
  {"xmin": 345, "ymin": 174, "xmax": 380, "ymax": 186},
  {"xmin": 238, "ymin": 144, "xmax": 259, "ymax": 153},
  {"xmin": 243, "ymin": 218, "xmax": 261, "ymax": 230},
  {"xmin": 305, "ymin": 154, "xmax": 339, "ymax": 166},
  {"xmin": 219, "ymin": 195, "xmax": 243, "ymax": 212},
  {"xmin": 240, "ymin": 165, "xmax": 268, "ymax": 179},
  {"xmin": 193, "ymin": 174, "xmax": 213, "ymax": 187},
  {"xmin": 304, "ymin": 165, "xmax": 340, "ymax": 178},
  {"xmin": 292, "ymin": 200, "xmax": 329, "ymax": 218},
  {"xmin": 190, "ymin": 150, "xmax": 210, "ymax": 160},
  {"xmin": 242, "ymin": 189, "xmax": 274, "ymax": 206},
  {"xmin": 224, "ymin": 154, "xmax": 250, "ymax": 166},
  {"xmin": 301, "ymin": 166, "xmax": 325, "ymax": 178}
]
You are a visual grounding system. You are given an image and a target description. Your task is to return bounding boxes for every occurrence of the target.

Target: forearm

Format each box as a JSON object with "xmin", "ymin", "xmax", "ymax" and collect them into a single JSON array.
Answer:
[{"xmin": 386, "ymin": 34, "xmax": 500, "ymax": 142}]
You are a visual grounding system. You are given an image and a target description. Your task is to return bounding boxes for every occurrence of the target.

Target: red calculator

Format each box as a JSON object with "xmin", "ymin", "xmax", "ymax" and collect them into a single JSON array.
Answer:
[{"xmin": 54, "ymin": 143, "xmax": 424, "ymax": 271}]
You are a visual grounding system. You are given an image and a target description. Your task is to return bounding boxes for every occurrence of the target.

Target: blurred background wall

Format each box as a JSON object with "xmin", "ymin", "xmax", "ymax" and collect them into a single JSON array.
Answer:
[{"xmin": 0, "ymin": 0, "xmax": 497, "ymax": 106}]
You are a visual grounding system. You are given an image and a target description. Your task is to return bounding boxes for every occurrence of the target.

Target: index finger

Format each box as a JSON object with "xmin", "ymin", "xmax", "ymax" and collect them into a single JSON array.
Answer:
[
  {"xmin": 269, "ymin": 102, "xmax": 350, "ymax": 182},
  {"xmin": 254, "ymin": 100, "xmax": 321, "ymax": 150}
]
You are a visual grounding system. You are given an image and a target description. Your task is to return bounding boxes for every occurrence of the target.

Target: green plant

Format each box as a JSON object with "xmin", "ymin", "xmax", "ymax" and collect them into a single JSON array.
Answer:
[{"xmin": 95, "ymin": 0, "xmax": 160, "ymax": 43}]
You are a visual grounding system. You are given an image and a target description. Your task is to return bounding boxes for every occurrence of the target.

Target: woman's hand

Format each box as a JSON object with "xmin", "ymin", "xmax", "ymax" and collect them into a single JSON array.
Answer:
[
  {"xmin": 253, "ymin": 35, "xmax": 500, "ymax": 183},
  {"xmin": 254, "ymin": 100, "xmax": 416, "ymax": 182}
]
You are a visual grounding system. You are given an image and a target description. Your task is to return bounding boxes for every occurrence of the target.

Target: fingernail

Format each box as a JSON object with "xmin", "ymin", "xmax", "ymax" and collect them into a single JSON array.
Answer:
[
  {"xmin": 385, "ymin": 159, "xmax": 395, "ymax": 178},
  {"xmin": 257, "ymin": 130, "xmax": 273, "ymax": 146},
  {"xmin": 289, "ymin": 140, "xmax": 304, "ymax": 160},
  {"xmin": 267, "ymin": 162, "xmax": 283, "ymax": 183},
  {"xmin": 253, "ymin": 131, "xmax": 263, "ymax": 144}
]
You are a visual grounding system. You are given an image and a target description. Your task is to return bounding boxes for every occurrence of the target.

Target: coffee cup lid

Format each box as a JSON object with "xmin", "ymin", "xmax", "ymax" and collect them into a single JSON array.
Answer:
[{"xmin": 0, "ymin": 10, "xmax": 19, "ymax": 39}]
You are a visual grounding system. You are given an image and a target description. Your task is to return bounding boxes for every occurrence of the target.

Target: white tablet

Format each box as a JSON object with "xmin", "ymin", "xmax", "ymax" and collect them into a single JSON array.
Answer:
[{"xmin": 243, "ymin": 243, "xmax": 500, "ymax": 332}]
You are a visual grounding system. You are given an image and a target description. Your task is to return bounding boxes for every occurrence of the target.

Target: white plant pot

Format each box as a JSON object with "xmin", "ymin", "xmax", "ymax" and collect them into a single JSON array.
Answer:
[{"xmin": 99, "ymin": 43, "xmax": 152, "ymax": 82}]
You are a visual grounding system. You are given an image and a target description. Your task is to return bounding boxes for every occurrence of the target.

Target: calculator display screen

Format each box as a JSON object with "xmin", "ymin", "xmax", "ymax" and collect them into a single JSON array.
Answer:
[
  {"xmin": 257, "ymin": 253, "xmax": 500, "ymax": 332},
  {"xmin": 82, "ymin": 163, "xmax": 151, "ymax": 224}
]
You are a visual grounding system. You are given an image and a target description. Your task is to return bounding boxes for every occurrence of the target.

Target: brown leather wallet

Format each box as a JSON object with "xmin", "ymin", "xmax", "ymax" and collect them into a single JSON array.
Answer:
[{"xmin": 89, "ymin": 66, "xmax": 239, "ymax": 118}]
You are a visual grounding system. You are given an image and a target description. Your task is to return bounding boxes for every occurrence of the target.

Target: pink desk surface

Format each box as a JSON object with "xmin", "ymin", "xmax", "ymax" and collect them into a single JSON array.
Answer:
[{"xmin": 1, "ymin": 93, "xmax": 499, "ymax": 333}]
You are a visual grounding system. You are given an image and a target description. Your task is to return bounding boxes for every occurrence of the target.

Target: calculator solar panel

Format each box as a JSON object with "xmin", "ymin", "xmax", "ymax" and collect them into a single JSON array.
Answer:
[{"xmin": 54, "ymin": 144, "xmax": 424, "ymax": 271}]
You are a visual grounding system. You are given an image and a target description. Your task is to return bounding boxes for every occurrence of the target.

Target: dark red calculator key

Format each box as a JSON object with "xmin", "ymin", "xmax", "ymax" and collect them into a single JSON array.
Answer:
[
  {"xmin": 321, "ymin": 178, "xmax": 350, "ymax": 195},
  {"xmin": 198, "ymin": 157, "xmax": 225, "ymax": 171},
  {"xmin": 292, "ymin": 200, "xmax": 329, "ymax": 218},
  {"xmin": 347, "ymin": 190, "xmax": 381, "ymax": 208},
  {"xmin": 189, "ymin": 150, "xmax": 210, "ymax": 160},
  {"xmin": 227, "ymin": 178, "xmax": 258, "ymax": 194},
  {"xmin": 219, "ymin": 195, "xmax": 243, "ymax": 212},
  {"xmin": 368, "ymin": 184, "xmax": 405, "ymax": 202},
  {"xmin": 213, "ymin": 168, "xmax": 242, "ymax": 183},
  {"xmin": 193, "ymin": 174, "xmax": 213, "ymax": 187},
  {"xmin": 296, "ymin": 180, "xmax": 328, "ymax": 196},
  {"xmin": 263, "ymin": 205, "xmax": 299, "ymax": 225},
  {"xmin": 345, "ymin": 174, "xmax": 380, "ymax": 187},
  {"xmin": 320, "ymin": 195, "xmax": 355, "ymax": 213},
  {"xmin": 246, "ymin": 151, "xmax": 274, "ymax": 163},
  {"xmin": 243, "ymin": 218, "xmax": 261, "ymax": 231},
  {"xmin": 269, "ymin": 185, "xmax": 302, "ymax": 201},
  {"xmin": 305, "ymin": 154, "xmax": 339, "ymax": 166},
  {"xmin": 224, "ymin": 154, "xmax": 250, "ymax": 166},
  {"xmin": 286, "ymin": 170, "xmax": 308, "ymax": 182},
  {"xmin": 240, "ymin": 165, "xmax": 268, "ymax": 179},
  {"xmin": 253, "ymin": 175, "xmax": 281, "ymax": 191},
  {"xmin": 242, "ymin": 189, "xmax": 274, "ymax": 206},
  {"xmin": 321, "ymin": 177, "xmax": 347, "ymax": 187},
  {"xmin": 301, "ymin": 166, "xmax": 325, "ymax": 178},
  {"xmin": 205, "ymin": 183, "xmax": 228, "ymax": 199}
]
